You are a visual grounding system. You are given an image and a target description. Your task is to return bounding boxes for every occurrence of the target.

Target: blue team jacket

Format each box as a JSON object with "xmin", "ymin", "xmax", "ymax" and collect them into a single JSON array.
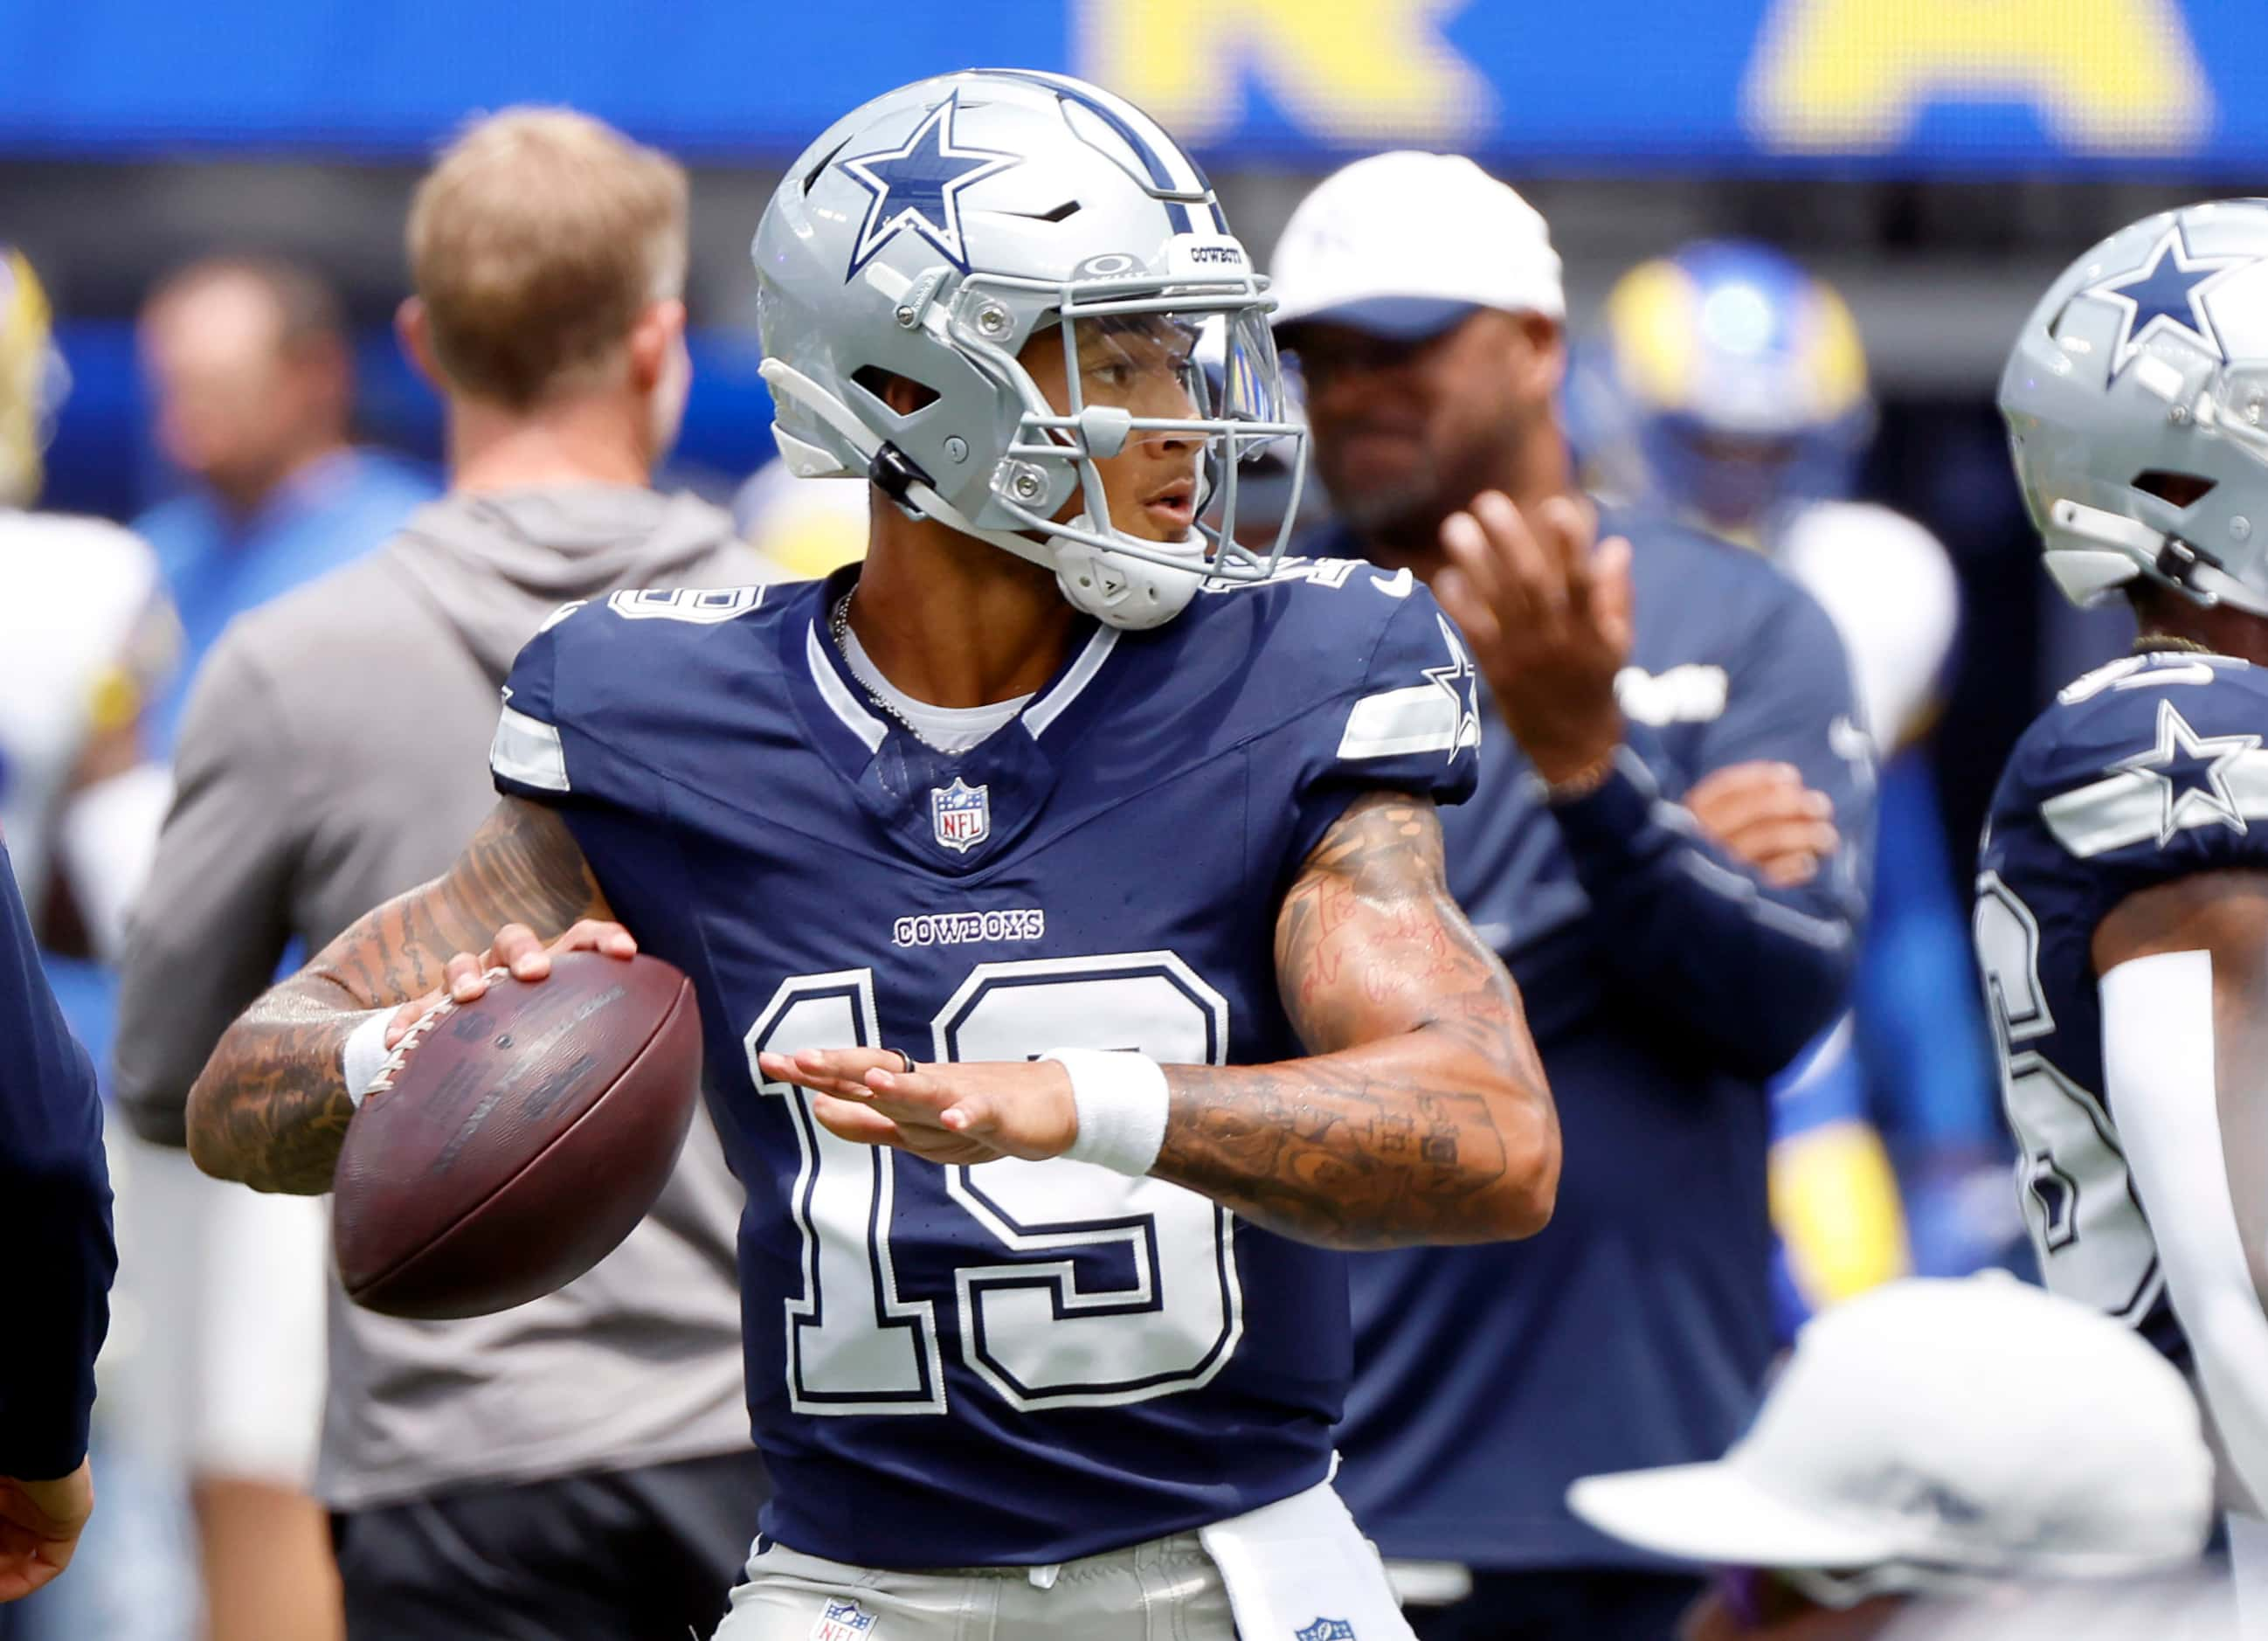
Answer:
[{"xmin": 1324, "ymin": 504, "xmax": 1873, "ymax": 1570}]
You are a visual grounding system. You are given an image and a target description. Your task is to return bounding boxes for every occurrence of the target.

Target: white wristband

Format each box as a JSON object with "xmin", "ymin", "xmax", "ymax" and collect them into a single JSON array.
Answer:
[
  {"xmin": 1044, "ymin": 1049, "xmax": 1169, "ymax": 1177},
  {"xmin": 340, "ymin": 1009, "xmax": 396, "ymax": 1110}
]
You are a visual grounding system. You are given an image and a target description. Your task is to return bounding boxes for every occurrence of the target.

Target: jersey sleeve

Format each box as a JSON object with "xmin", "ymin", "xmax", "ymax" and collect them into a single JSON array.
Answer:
[
  {"xmin": 0, "ymin": 844, "xmax": 114, "ymax": 1479},
  {"xmin": 1278, "ymin": 581, "xmax": 1483, "ymax": 871},
  {"xmin": 488, "ymin": 601, "xmax": 656, "ymax": 814},
  {"xmin": 1996, "ymin": 658, "xmax": 2268, "ymax": 930}
]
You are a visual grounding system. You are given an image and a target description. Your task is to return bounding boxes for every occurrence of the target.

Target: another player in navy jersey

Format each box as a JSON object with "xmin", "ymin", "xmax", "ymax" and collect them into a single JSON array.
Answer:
[
  {"xmin": 1982, "ymin": 198, "xmax": 2268, "ymax": 1626},
  {"xmin": 182, "ymin": 71, "xmax": 1558, "ymax": 1640}
]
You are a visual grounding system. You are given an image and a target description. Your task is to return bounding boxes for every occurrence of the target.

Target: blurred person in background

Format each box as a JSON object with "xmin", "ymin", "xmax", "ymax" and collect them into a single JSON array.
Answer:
[
  {"xmin": 1981, "ymin": 197, "xmax": 2268, "ymax": 1637},
  {"xmin": 0, "ymin": 841, "xmax": 116, "ymax": 1629},
  {"xmin": 0, "ymin": 246, "xmax": 192, "ymax": 1641},
  {"xmin": 134, "ymin": 253, "xmax": 437, "ymax": 751},
  {"xmin": 110, "ymin": 271, "xmax": 436, "ymax": 1626},
  {"xmin": 1568, "ymin": 1276, "xmax": 2222, "ymax": 1640},
  {"xmin": 116, "ymin": 107, "xmax": 768, "ymax": 1641},
  {"xmin": 1572, "ymin": 241, "xmax": 2009, "ymax": 1314},
  {"xmin": 0, "ymin": 246, "xmax": 176, "ymax": 972},
  {"xmin": 731, "ymin": 456, "xmax": 868, "ymax": 578},
  {"xmin": 1270, "ymin": 153, "xmax": 1872, "ymax": 1639},
  {"xmin": 86, "ymin": 268, "xmax": 384, "ymax": 1641}
]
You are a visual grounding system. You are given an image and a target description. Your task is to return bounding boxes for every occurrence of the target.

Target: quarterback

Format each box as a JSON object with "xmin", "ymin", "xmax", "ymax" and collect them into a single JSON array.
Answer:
[
  {"xmin": 184, "ymin": 71, "xmax": 1559, "ymax": 1638},
  {"xmin": 1981, "ymin": 198, "xmax": 2268, "ymax": 1627}
]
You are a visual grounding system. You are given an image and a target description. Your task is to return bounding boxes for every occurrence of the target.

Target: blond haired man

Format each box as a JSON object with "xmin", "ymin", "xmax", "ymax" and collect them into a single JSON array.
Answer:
[{"xmin": 116, "ymin": 108, "xmax": 768, "ymax": 1641}]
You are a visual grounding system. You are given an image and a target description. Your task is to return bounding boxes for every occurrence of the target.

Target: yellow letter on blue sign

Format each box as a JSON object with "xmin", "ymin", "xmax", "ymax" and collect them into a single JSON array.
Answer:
[
  {"xmin": 1073, "ymin": 0, "xmax": 1490, "ymax": 146},
  {"xmin": 1743, "ymin": 0, "xmax": 2210, "ymax": 155}
]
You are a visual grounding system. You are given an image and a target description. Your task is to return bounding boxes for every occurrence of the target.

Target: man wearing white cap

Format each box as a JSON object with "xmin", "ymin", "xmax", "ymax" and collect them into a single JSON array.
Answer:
[
  {"xmin": 1569, "ymin": 1276, "xmax": 2220, "ymax": 1638},
  {"xmin": 1272, "ymin": 152, "xmax": 1875, "ymax": 1638}
]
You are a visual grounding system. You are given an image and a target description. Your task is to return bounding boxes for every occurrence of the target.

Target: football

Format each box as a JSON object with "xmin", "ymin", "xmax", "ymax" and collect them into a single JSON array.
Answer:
[{"xmin": 331, "ymin": 952, "xmax": 703, "ymax": 1320}]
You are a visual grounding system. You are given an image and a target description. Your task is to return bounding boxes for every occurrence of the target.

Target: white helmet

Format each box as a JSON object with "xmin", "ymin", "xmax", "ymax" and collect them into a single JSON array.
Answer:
[
  {"xmin": 752, "ymin": 69, "xmax": 1304, "ymax": 629},
  {"xmin": 2003, "ymin": 198, "xmax": 2268, "ymax": 616}
]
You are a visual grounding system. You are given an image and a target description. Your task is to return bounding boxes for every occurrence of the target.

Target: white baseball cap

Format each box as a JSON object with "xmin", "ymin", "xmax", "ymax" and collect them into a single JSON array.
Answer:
[
  {"xmin": 1567, "ymin": 1276, "xmax": 2212, "ymax": 1585},
  {"xmin": 1268, "ymin": 152, "xmax": 1565, "ymax": 340}
]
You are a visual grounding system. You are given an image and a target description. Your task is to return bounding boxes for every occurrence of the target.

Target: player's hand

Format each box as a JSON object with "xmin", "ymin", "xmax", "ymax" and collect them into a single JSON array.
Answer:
[
  {"xmin": 382, "ymin": 920, "xmax": 637, "ymax": 1048},
  {"xmin": 0, "ymin": 1460, "xmax": 93, "ymax": 1603},
  {"xmin": 1433, "ymin": 491, "xmax": 1634, "ymax": 785},
  {"xmin": 1684, "ymin": 761, "xmax": 1839, "ymax": 888},
  {"xmin": 756, "ymin": 1049, "xmax": 1078, "ymax": 1167}
]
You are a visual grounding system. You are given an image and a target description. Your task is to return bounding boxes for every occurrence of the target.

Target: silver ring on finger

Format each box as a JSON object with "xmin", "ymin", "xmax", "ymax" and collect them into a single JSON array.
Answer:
[{"xmin": 890, "ymin": 1048, "xmax": 916, "ymax": 1076}]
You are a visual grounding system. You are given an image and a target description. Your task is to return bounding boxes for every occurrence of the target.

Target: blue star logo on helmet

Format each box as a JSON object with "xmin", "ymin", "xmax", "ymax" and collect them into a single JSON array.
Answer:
[
  {"xmin": 2083, "ymin": 226, "xmax": 2251, "ymax": 374},
  {"xmin": 839, "ymin": 92, "xmax": 1018, "ymax": 281}
]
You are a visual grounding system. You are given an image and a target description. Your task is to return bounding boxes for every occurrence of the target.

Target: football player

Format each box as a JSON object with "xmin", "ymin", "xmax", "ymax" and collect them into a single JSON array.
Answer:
[
  {"xmin": 181, "ymin": 71, "xmax": 1559, "ymax": 1640},
  {"xmin": 1981, "ymin": 197, "xmax": 2268, "ymax": 1627}
]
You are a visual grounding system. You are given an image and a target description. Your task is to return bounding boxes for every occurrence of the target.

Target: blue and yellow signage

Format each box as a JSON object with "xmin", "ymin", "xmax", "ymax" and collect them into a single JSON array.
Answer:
[{"xmin": 0, "ymin": 0, "xmax": 2247, "ymax": 170}]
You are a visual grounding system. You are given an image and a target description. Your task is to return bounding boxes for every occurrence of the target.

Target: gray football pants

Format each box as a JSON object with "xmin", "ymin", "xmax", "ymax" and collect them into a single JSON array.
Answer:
[{"xmin": 713, "ymin": 1530, "xmax": 1241, "ymax": 1641}]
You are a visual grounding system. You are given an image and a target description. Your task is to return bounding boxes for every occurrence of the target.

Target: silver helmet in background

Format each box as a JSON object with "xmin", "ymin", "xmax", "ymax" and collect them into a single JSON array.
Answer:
[{"xmin": 2002, "ymin": 198, "xmax": 2268, "ymax": 617}]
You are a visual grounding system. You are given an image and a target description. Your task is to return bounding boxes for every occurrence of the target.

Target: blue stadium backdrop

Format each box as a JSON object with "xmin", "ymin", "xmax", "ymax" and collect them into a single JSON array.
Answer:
[{"xmin": 0, "ymin": 0, "xmax": 2253, "ymax": 173}]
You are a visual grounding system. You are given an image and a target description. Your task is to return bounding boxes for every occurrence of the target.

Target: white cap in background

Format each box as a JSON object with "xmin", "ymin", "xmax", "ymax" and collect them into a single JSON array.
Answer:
[
  {"xmin": 1567, "ymin": 1276, "xmax": 2212, "ymax": 1586},
  {"xmin": 1268, "ymin": 151, "xmax": 1565, "ymax": 339}
]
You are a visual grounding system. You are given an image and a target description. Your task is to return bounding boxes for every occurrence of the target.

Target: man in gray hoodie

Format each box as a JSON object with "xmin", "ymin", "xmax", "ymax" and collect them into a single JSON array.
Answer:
[{"xmin": 115, "ymin": 109, "xmax": 770, "ymax": 1641}]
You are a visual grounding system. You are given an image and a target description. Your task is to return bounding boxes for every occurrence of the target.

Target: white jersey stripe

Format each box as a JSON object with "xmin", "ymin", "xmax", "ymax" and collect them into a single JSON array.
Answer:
[
  {"xmin": 490, "ymin": 704, "xmax": 571, "ymax": 793},
  {"xmin": 805, "ymin": 622, "xmax": 889, "ymax": 754},
  {"xmin": 1024, "ymin": 624, "xmax": 1122, "ymax": 739},
  {"xmin": 2042, "ymin": 749, "xmax": 2268, "ymax": 858},
  {"xmin": 1337, "ymin": 684, "xmax": 1461, "ymax": 760}
]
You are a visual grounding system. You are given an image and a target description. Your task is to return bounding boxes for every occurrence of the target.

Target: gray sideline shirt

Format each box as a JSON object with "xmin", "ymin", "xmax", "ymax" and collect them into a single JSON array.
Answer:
[{"xmin": 116, "ymin": 487, "xmax": 772, "ymax": 1508}]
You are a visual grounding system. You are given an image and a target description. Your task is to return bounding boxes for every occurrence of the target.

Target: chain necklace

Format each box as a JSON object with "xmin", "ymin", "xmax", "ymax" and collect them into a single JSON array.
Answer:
[
  {"xmin": 830, "ymin": 590, "xmax": 926, "ymax": 737},
  {"xmin": 2132, "ymin": 633, "xmax": 2216, "ymax": 655}
]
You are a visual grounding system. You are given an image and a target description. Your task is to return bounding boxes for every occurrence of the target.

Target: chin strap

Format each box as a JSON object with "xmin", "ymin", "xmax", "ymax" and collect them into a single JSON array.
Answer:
[{"xmin": 759, "ymin": 358, "xmax": 1198, "ymax": 629}]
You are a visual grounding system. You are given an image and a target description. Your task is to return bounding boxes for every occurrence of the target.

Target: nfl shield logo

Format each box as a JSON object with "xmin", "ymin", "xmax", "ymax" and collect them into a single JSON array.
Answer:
[
  {"xmin": 1296, "ymin": 1623, "xmax": 1356, "ymax": 1641},
  {"xmin": 930, "ymin": 777, "xmax": 991, "ymax": 854},
  {"xmin": 811, "ymin": 1598, "xmax": 877, "ymax": 1640}
]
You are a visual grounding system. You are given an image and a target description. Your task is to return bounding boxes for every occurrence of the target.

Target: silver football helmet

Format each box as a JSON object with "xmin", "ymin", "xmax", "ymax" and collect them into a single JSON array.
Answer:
[
  {"xmin": 753, "ymin": 69, "xmax": 1304, "ymax": 629},
  {"xmin": 2003, "ymin": 199, "xmax": 2268, "ymax": 617}
]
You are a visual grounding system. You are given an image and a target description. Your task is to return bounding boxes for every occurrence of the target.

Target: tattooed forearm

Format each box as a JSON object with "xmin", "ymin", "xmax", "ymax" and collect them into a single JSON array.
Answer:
[
  {"xmin": 185, "ymin": 797, "xmax": 606, "ymax": 1194},
  {"xmin": 1152, "ymin": 792, "xmax": 1558, "ymax": 1250}
]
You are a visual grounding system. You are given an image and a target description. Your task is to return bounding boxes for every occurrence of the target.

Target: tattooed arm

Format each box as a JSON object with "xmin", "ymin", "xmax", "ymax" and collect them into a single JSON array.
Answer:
[
  {"xmin": 184, "ymin": 798, "xmax": 614, "ymax": 1194},
  {"xmin": 1150, "ymin": 791, "xmax": 1558, "ymax": 1247},
  {"xmin": 766, "ymin": 793, "xmax": 1559, "ymax": 1250}
]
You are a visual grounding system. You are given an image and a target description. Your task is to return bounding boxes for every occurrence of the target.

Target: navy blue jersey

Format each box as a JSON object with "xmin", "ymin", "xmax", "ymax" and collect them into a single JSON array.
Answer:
[
  {"xmin": 1978, "ymin": 648, "xmax": 2268, "ymax": 1361},
  {"xmin": 489, "ymin": 564, "xmax": 1478, "ymax": 1568},
  {"xmin": 1326, "ymin": 508, "xmax": 1870, "ymax": 1571}
]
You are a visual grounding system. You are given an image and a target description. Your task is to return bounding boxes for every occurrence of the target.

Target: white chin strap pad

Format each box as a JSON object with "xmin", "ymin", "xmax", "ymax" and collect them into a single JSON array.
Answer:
[{"xmin": 1051, "ymin": 524, "xmax": 1202, "ymax": 631}]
